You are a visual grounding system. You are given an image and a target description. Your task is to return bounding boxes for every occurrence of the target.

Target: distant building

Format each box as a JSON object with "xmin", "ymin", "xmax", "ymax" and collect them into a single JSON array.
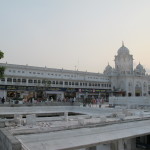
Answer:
[
  {"xmin": 0, "ymin": 63, "xmax": 111, "ymax": 100},
  {"xmin": 0, "ymin": 42, "xmax": 149, "ymax": 100},
  {"xmin": 104, "ymin": 42, "xmax": 150, "ymax": 97}
]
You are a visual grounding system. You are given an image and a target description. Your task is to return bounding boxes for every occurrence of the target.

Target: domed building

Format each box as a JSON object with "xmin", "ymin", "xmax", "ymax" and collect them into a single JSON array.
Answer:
[
  {"xmin": 115, "ymin": 42, "xmax": 134, "ymax": 74},
  {"xmin": 103, "ymin": 63, "xmax": 113, "ymax": 75},
  {"xmin": 104, "ymin": 42, "xmax": 150, "ymax": 97},
  {"xmin": 134, "ymin": 63, "xmax": 146, "ymax": 75}
]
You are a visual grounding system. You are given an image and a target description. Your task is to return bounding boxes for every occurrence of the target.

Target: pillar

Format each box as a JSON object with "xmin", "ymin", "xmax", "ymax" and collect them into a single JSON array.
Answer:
[
  {"xmin": 118, "ymin": 139, "xmax": 124, "ymax": 150},
  {"xmin": 131, "ymin": 138, "xmax": 136, "ymax": 150},
  {"xmin": 124, "ymin": 139, "xmax": 132, "ymax": 150},
  {"xmin": 64, "ymin": 112, "xmax": 68, "ymax": 122},
  {"xmin": 110, "ymin": 141, "xmax": 117, "ymax": 150}
]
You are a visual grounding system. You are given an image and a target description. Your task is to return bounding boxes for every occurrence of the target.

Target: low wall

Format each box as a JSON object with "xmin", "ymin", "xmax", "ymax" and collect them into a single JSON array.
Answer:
[
  {"xmin": 109, "ymin": 96, "xmax": 150, "ymax": 107},
  {"xmin": 0, "ymin": 128, "xmax": 21, "ymax": 150},
  {"xmin": 0, "ymin": 102, "xmax": 80, "ymax": 107}
]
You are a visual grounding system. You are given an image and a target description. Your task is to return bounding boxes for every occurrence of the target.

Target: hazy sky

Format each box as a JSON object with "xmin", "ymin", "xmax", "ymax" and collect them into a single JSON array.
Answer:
[{"xmin": 0, "ymin": 0, "xmax": 150, "ymax": 73}]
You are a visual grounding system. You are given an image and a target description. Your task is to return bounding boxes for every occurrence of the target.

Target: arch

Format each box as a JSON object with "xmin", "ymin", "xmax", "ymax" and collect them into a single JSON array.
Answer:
[
  {"xmin": 135, "ymin": 81, "xmax": 142, "ymax": 96},
  {"xmin": 128, "ymin": 81, "xmax": 132, "ymax": 96},
  {"xmin": 143, "ymin": 82, "xmax": 147, "ymax": 96}
]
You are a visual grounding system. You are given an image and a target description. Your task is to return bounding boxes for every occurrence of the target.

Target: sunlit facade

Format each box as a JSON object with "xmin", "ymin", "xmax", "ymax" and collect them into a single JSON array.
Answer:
[
  {"xmin": 104, "ymin": 42, "xmax": 150, "ymax": 97},
  {"xmin": 0, "ymin": 63, "xmax": 111, "ymax": 100},
  {"xmin": 0, "ymin": 43, "xmax": 150, "ymax": 100}
]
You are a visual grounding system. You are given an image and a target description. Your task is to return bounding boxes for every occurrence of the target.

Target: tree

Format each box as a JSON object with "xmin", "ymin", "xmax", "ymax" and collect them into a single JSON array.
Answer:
[
  {"xmin": 36, "ymin": 79, "xmax": 51, "ymax": 99},
  {"xmin": 0, "ymin": 51, "xmax": 5, "ymax": 78}
]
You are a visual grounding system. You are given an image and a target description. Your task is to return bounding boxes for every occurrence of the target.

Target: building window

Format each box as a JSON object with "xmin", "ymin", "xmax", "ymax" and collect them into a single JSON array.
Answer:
[
  {"xmin": 75, "ymin": 82, "xmax": 78, "ymax": 85},
  {"xmin": 22, "ymin": 79, "xmax": 26, "ymax": 83},
  {"xmin": 13, "ymin": 79, "xmax": 16, "ymax": 82},
  {"xmin": 1, "ymin": 78, "xmax": 5, "ymax": 81},
  {"xmin": 17, "ymin": 79, "xmax": 21, "ymax": 82},
  {"xmin": 34, "ymin": 80, "xmax": 37, "ymax": 83},
  {"xmin": 65, "ymin": 82, "xmax": 68, "ymax": 85},
  {"xmin": 7, "ymin": 78, "xmax": 12, "ymax": 82},
  {"xmin": 28, "ymin": 79, "xmax": 33, "ymax": 83},
  {"xmin": 59, "ymin": 81, "xmax": 63, "ymax": 85}
]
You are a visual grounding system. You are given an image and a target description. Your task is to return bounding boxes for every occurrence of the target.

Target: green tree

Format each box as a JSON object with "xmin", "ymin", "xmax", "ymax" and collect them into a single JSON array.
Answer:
[
  {"xmin": 36, "ymin": 79, "xmax": 51, "ymax": 99},
  {"xmin": 0, "ymin": 51, "xmax": 5, "ymax": 78}
]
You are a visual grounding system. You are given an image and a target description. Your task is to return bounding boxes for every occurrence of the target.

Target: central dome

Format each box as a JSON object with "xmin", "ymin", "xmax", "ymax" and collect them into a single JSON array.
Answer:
[{"xmin": 117, "ymin": 42, "xmax": 129, "ymax": 55}]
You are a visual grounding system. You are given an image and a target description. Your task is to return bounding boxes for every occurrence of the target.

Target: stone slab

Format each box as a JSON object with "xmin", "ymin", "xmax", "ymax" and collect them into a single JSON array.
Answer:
[{"xmin": 16, "ymin": 120, "xmax": 150, "ymax": 150}]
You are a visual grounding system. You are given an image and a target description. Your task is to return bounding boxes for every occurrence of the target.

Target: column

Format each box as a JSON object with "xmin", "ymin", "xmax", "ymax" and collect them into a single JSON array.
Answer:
[
  {"xmin": 124, "ymin": 139, "xmax": 132, "ymax": 150},
  {"xmin": 131, "ymin": 138, "xmax": 136, "ymax": 150},
  {"xmin": 118, "ymin": 139, "xmax": 124, "ymax": 150},
  {"xmin": 110, "ymin": 141, "xmax": 117, "ymax": 150},
  {"xmin": 5, "ymin": 77, "xmax": 7, "ymax": 84},
  {"xmin": 64, "ymin": 112, "xmax": 68, "ymax": 122},
  {"xmin": 26, "ymin": 79, "xmax": 29, "ymax": 86}
]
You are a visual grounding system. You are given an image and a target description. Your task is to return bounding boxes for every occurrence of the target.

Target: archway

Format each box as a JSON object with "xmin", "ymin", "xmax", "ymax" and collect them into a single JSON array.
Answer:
[{"xmin": 135, "ymin": 82, "xmax": 142, "ymax": 96}]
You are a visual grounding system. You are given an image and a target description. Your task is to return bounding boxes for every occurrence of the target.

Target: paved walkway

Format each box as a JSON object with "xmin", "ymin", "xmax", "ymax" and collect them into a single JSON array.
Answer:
[{"xmin": 16, "ymin": 120, "xmax": 150, "ymax": 150}]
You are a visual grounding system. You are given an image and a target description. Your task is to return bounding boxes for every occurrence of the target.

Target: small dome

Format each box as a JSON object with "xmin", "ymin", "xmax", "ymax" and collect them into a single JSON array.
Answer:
[
  {"xmin": 134, "ymin": 63, "xmax": 146, "ymax": 75},
  {"xmin": 105, "ymin": 64, "xmax": 112, "ymax": 70},
  {"xmin": 103, "ymin": 63, "xmax": 112, "ymax": 75},
  {"xmin": 136, "ymin": 63, "xmax": 144, "ymax": 70},
  {"xmin": 117, "ymin": 42, "xmax": 129, "ymax": 55}
]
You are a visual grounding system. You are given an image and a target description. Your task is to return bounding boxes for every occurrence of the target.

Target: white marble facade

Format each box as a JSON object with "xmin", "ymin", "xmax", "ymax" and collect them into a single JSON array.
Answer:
[
  {"xmin": 104, "ymin": 42, "xmax": 150, "ymax": 97},
  {"xmin": 0, "ymin": 42, "xmax": 149, "ymax": 99}
]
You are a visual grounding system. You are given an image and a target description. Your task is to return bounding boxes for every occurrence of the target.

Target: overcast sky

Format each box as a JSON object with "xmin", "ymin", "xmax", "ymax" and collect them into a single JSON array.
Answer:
[{"xmin": 0, "ymin": 0, "xmax": 150, "ymax": 73}]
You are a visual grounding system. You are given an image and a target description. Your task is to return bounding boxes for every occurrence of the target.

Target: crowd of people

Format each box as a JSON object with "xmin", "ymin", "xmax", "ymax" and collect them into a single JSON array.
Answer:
[
  {"xmin": 21, "ymin": 97, "xmax": 77, "ymax": 104},
  {"xmin": 0, "ymin": 96, "xmax": 106, "ymax": 107}
]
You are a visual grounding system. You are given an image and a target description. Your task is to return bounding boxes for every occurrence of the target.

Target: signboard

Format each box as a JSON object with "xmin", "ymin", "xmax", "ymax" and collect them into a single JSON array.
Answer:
[{"xmin": 0, "ymin": 85, "xmax": 111, "ymax": 93}]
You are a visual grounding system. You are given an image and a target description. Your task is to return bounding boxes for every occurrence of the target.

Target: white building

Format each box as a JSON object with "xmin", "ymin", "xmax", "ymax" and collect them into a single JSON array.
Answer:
[
  {"xmin": 0, "ymin": 42, "xmax": 150, "ymax": 101},
  {"xmin": 0, "ymin": 63, "xmax": 111, "ymax": 100},
  {"xmin": 104, "ymin": 42, "xmax": 150, "ymax": 97}
]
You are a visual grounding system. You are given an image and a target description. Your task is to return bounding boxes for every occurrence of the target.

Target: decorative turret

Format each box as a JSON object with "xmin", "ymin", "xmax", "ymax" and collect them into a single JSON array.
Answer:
[
  {"xmin": 115, "ymin": 42, "xmax": 133, "ymax": 74},
  {"xmin": 134, "ymin": 63, "xmax": 146, "ymax": 75},
  {"xmin": 117, "ymin": 41, "xmax": 130, "ymax": 55},
  {"xmin": 103, "ymin": 63, "xmax": 113, "ymax": 75}
]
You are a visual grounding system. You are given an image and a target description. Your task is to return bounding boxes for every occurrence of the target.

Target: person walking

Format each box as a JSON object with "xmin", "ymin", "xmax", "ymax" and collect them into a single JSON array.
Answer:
[{"xmin": 1, "ymin": 97, "xmax": 5, "ymax": 104}]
